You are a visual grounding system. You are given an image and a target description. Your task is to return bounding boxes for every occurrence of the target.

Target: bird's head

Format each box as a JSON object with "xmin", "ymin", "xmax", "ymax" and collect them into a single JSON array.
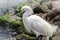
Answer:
[{"xmin": 21, "ymin": 6, "xmax": 33, "ymax": 13}]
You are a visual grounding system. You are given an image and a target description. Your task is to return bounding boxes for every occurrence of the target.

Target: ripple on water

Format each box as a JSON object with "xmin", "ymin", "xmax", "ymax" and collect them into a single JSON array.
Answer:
[{"xmin": 0, "ymin": 25, "xmax": 16, "ymax": 40}]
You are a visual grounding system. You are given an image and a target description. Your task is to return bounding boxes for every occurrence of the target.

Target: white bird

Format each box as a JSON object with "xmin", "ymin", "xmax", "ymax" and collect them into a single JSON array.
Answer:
[{"xmin": 21, "ymin": 6, "xmax": 58, "ymax": 40}]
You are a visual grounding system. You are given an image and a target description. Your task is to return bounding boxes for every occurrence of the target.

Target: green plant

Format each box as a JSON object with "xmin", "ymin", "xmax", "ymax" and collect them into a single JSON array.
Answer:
[
  {"xmin": 0, "ymin": 14, "xmax": 24, "ymax": 33},
  {"xmin": 14, "ymin": 3, "xmax": 24, "ymax": 17}
]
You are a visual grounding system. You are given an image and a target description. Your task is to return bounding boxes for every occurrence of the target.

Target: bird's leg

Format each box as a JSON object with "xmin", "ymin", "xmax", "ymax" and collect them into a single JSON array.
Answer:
[
  {"xmin": 46, "ymin": 36, "xmax": 49, "ymax": 40},
  {"xmin": 36, "ymin": 35, "xmax": 43, "ymax": 40},
  {"xmin": 40, "ymin": 35, "xmax": 43, "ymax": 40},
  {"xmin": 36, "ymin": 37, "xmax": 39, "ymax": 40},
  {"xmin": 36, "ymin": 35, "xmax": 39, "ymax": 40},
  {"xmin": 49, "ymin": 37, "xmax": 52, "ymax": 40}
]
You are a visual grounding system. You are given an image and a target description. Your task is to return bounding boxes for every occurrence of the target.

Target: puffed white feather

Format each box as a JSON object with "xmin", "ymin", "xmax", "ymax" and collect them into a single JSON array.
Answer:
[{"xmin": 22, "ymin": 6, "xmax": 58, "ymax": 40}]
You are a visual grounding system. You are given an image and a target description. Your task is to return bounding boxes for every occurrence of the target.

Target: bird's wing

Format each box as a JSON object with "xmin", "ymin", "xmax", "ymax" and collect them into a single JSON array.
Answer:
[
  {"xmin": 28, "ymin": 15, "xmax": 52, "ymax": 35},
  {"xmin": 31, "ymin": 20, "xmax": 49, "ymax": 35}
]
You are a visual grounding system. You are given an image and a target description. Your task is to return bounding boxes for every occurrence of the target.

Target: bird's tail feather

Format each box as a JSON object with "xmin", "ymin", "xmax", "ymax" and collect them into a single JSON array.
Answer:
[{"xmin": 52, "ymin": 24, "xmax": 58, "ymax": 33}]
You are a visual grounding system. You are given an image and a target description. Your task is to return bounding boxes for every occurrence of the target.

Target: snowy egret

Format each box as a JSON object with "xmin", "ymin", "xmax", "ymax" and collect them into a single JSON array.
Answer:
[{"xmin": 21, "ymin": 6, "xmax": 58, "ymax": 40}]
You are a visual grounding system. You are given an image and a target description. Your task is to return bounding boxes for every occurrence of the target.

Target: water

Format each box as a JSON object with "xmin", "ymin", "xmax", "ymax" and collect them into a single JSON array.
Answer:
[
  {"xmin": 0, "ymin": 0, "xmax": 22, "ymax": 15},
  {"xmin": 0, "ymin": 26, "xmax": 16, "ymax": 40}
]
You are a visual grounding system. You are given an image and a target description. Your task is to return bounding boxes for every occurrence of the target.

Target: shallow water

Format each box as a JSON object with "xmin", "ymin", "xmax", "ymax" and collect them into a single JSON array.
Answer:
[{"xmin": 0, "ymin": 26, "xmax": 16, "ymax": 40}]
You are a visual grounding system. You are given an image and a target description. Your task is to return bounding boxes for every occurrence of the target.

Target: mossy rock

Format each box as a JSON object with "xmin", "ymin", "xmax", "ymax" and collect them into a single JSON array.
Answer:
[
  {"xmin": 0, "ymin": 14, "xmax": 24, "ymax": 33},
  {"xmin": 16, "ymin": 33, "xmax": 36, "ymax": 40}
]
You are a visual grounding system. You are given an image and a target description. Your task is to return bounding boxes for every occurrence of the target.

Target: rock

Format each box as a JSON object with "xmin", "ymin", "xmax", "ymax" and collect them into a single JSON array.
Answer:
[
  {"xmin": 52, "ymin": 15, "xmax": 60, "ymax": 27},
  {"xmin": 33, "ymin": 6, "xmax": 44, "ymax": 13},
  {"xmin": 41, "ymin": 2, "xmax": 52, "ymax": 10},
  {"xmin": 41, "ymin": 0, "xmax": 60, "ymax": 11},
  {"xmin": 45, "ymin": 9, "xmax": 60, "ymax": 27},
  {"xmin": 52, "ymin": 28, "xmax": 60, "ymax": 40},
  {"xmin": 10, "ymin": 15, "xmax": 22, "ymax": 21},
  {"xmin": 52, "ymin": 1, "xmax": 60, "ymax": 9}
]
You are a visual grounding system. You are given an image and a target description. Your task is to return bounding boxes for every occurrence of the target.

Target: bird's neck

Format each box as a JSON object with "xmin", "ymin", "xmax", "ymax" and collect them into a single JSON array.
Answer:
[{"xmin": 23, "ymin": 11, "xmax": 33, "ymax": 19}]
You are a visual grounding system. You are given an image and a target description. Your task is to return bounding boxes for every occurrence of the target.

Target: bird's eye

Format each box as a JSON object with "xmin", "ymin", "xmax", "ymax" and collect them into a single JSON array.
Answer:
[{"xmin": 23, "ymin": 11, "xmax": 25, "ymax": 13}]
